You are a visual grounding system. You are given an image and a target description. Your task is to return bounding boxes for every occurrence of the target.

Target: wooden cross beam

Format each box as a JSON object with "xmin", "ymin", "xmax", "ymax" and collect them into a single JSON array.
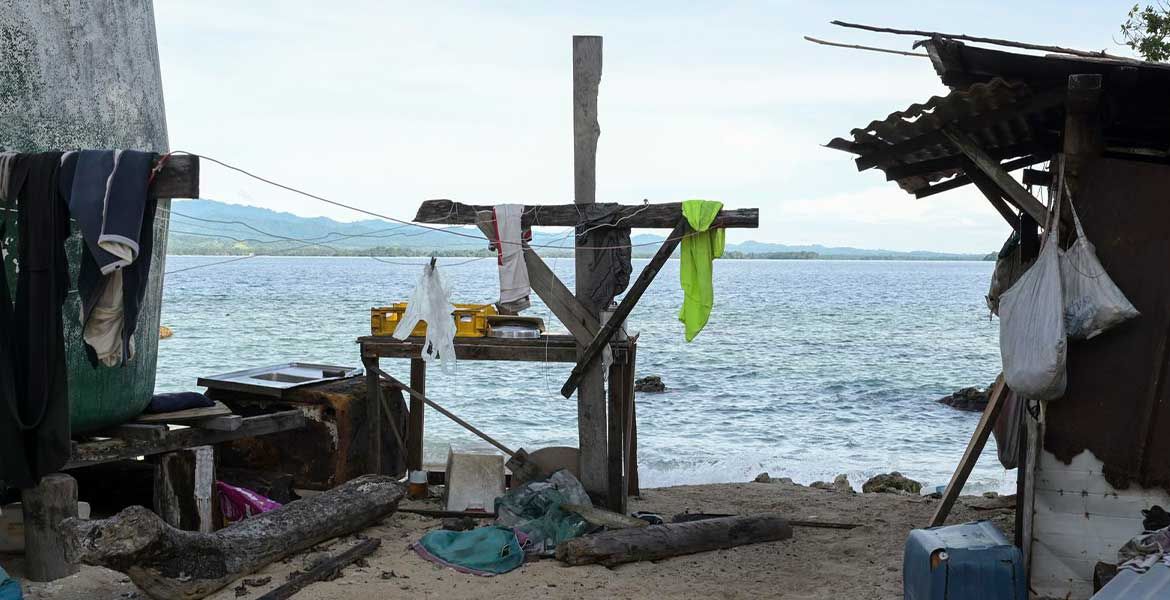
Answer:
[
  {"xmin": 941, "ymin": 129, "xmax": 1048, "ymax": 224},
  {"xmin": 914, "ymin": 154, "xmax": 1048, "ymax": 199},
  {"xmin": 415, "ymin": 199, "xmax": 758, "ymax": 230},
  {"xmin": 560, "ymin": 219, "xmax": 688, "ymax": 398}
]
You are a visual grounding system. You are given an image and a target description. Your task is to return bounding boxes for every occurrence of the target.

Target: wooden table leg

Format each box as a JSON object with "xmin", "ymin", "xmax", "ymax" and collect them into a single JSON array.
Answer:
[
  {"xmin": 153, "ymin": 445, "xmax": 217, "ymax": 533},
  {"xmin": 625, "ymin": 342, "xmax": 640, "ymax": 496},
  {"xmin": 362, "ymin": 356, "xmax": 383, "ymax": 476},
  {"xmin": 607, "ymin": 359, "xmax": 627, "ymax": 514},
  {"xmin": 408, "ymin": 358, "xmax": 426, "ymax": 472},
  {"xmin": 22, "ymin": 473, "xmax": 80, "ymax": 581}
]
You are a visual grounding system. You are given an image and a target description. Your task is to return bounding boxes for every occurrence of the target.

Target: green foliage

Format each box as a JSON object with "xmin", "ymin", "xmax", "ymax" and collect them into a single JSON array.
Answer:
[{"xmin": 1121, "ymin": 2, "xmax": 1170, "ymax": 61}]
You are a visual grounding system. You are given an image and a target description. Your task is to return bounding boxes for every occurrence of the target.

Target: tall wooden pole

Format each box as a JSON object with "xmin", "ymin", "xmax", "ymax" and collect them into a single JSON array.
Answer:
[{"xmin": 572, "ymin": 35, "xmax": 608, "ymax": 500}]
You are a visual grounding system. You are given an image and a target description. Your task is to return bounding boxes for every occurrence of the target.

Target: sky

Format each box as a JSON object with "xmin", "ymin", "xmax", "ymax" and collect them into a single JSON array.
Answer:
[{"xmin": 153, "ymin": 1, "xmax": 1140, "ymax": 253}]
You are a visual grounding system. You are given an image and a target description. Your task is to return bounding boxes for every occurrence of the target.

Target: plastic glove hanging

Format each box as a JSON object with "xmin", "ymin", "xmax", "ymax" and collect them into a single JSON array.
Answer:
[{"xmin": 393, "ymin": 262, "xmax": 458, "ymax": 374}]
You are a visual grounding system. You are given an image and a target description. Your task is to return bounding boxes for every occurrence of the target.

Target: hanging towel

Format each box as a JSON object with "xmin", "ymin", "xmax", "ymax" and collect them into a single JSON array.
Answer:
[
  {"xmin": 412, "ymin": 526, "xmax": 525, "ymax": 576},
  {"xmin": 492, "ymin": 204, "xmax": 531, "ymax": 313},
  {"xmin": 59, "ymin": 150, "xmax": 158, "ymax": 367},
  {"xmin": 0, "ymin": 152, "xmax": 71, "ymax": 489},
  {"xmin": 393, "ymin": 262, "xmax": 458, "ymax": 374},
  {"xmin": 577, "ymin": 203, "xmax": 632, "ymax": 313},
  {"xmin": 678, "ymin": 199, "xmax": 725, "ymax": 342}
]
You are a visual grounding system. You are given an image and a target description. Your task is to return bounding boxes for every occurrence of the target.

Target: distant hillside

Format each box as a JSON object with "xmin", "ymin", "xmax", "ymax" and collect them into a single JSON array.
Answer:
[{"xmin": 165, "ymin": 199, "xmax": 992, "ymax": 260}]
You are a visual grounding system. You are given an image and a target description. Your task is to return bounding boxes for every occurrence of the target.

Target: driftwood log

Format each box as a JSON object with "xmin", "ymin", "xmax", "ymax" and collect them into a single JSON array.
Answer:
[
  {"xmin": 61, "ymin": 475, "xmax": 404, "ymax": 600},
  {"xmin": 556, "ymin": 514, "xmax": 792, "ymax": 567}
]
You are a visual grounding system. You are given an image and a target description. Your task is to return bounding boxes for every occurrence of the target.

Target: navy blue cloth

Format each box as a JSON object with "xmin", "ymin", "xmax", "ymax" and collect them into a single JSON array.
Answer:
[
  {"xmin": 145, "ymin": 392, "xmax": 214, "ymax": 414},
  {"xmin": 58, "ymin": 150, "xmax": 158, "ymax": 367}
]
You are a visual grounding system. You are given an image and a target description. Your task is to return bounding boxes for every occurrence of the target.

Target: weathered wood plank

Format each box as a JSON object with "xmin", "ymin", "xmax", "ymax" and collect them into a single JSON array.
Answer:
[
  {"xmin": 22, "ymin": 473, "xmax": 80, "ymax": 581},
  {"xmin": 415, "ymin": 199, "xmax": 759, "ymax": 229},
  {"xmin": 359, "ymin": 334, "xmax": 615, "ymax": 363},
  {"xmin": 942, "ymin": 129, "xmax": 1049, "ymax": 224},
  {"xmin": 561, "ymin": 220, "xmax": 687, "ymax": 398},
  {"xmin": 135, "ymin": 401, "xmax": 232, "ymax": 425},
  {"xmin": 930, "ymin": 374, "xmax": 1008, "ymax": 527},
  {"xmin": 96, "ymin": 423, "xmax": 169, "ymax": 442},
  {"xmin": 607, "ymin": 360, "xmax": 628, "ymax": 514},
  {"xmin": 194, "ymin": 415, "xmax": 243, "ymax": 432},
  {"xmin": 913, "ymin": 154, "xmax": 1048, "ymax": 199},
  {"xmin": 257, "ymin": 538, "xmax": 381, "ymax": 600},
  {"xmin": 882, "ymin": 143, "xmax": 1043, "ymax": 181},
  {"xmin": 63, "ymin": 475, "xmax": 404, "ymax": 600},
  {"xmin": 556, "ymin": 514, "xmax": 793, "ymax": 567},
  {"xmin": 148, "ymin": 154, "xmax": 199, "ymax": 199},
  {"xmin": 962, "ymin": 157, "xmax": 1022, "ymax": 228},
  {"xmin": 66, "ymin": 410, "xmax": 306, "ymax": 469},
  {"xmin": 152, "ymin": 446, "xmax": 217, "ymax": 533},
  {"xmin": 407, "ymin": 358, "xmax": 426, "ymax": 472}
]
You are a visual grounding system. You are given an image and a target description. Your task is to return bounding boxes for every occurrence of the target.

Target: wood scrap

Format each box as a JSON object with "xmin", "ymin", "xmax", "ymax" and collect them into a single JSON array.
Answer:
[
  {"xmin": 135, "ymin": 401, "xmax": 233, "ymax": 425},
  {"xmin": 61, "ymin": 475, "xmax": 404, "ymax": 600},
  {"xmin": 556, "ymin": 514, "xmax": 792, "ymax": 567},
  {"xmin": 257, "ymin": 538, "xmax": 380, "ymax": 600},
  {"xmin": 563, "ymin": 503, "xmax": 648, "ymax": 529}
]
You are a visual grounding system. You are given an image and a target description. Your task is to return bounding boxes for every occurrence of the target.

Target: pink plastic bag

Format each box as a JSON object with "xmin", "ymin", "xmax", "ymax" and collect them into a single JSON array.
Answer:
[{"xmin": 216, "ymin": 480, "xmax": 281, "ymax": 523}]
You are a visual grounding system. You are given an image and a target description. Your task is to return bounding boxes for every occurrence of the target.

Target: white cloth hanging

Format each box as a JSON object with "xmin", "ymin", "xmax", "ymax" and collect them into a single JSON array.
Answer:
[
  {"xmin": 492, "ymin": 204, "xmax": 530, "ymax": 312},
  {"xmin": 393, "ymin": 262, "xmax": 457, "ymax": 374}
]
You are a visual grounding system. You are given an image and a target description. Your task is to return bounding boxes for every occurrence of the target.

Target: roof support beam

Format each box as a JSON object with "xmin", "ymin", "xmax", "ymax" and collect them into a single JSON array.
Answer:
[
  {"xmin": 913, "ymin": 154, "xmax": 1049, "ymax": 199},
  {"xmin": 415, "ymin": 199, "xmax": 758, "ymax": 230},
  {"xmin": 961, "ymin": 157, "xmax": 1021, "ymax": 228},
  {"xmin": 883, "ymin": 143, "xmax": 1044, "ymax": 181},
  {"xmin": 941, "ymin": 129, "xmax": 1048, "ymax": 224}
]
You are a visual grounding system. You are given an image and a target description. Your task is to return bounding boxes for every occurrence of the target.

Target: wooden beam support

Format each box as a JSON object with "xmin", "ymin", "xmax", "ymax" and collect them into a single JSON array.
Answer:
[
  {"xmin": 961, "ymin": 157, "xmax": 1021, "ymax": 228},
  {"xmin": 883, "ymin": 143, "xmax": 1044, "ymax": 181},
  {"xmin": 1022, "ymin": 168, "xmax": 1052, "ymax": 188},
  {"xmin": 472, "ymin": 210, "xmax": 600, "ymax": 346},
  {"xmin": 573, "ymin": 34, "xmax": 608, "ymax": 500},
  {"xmin": 149, "ymin": 154, "xmax": 200, "ymax": 199},
  {"xmin": 855, "ymin": 88, "xmax": 1066, "ymax": 171},
  {"xmin": 941, "ymin": 129, "xmax": 1049, "ymax": 224},
  {"xmin": 414, "ymin": 199, "xmax": 759, "ymax": 230},
  {"xmin": 362, "ymin": 356, "xmax": 383, "ymax": 476},
  {"xmin": 930, "ymin": 375, "xmax": 1008, "ymax": 527},
  {"xmin": 561, "ymin": 220, "xmax": 687, "ymax": 398},
  {"xmin": 22, "ymin": 473, "xmax": 80, "ymax": 581},
  {"xmin": 407, "ymin": 358, "xmax": 426, "ymax": 472},
  {"xmin": 1062, "ymin": 74, "xmax": 1103, "ymax": 197},
  {"xmin": 152, "ymin": 446, "xmax": 217, "ymax": 533},
  {"xmin": 913, "ymin": 154, "xmax": 1048, "ymax": 199}
]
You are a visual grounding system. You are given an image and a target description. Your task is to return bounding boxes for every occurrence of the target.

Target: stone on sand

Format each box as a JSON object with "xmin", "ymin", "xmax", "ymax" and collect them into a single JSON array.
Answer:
[{"xmin": 862, "ymin": 472, "xmax": 922, "ymax": 495}]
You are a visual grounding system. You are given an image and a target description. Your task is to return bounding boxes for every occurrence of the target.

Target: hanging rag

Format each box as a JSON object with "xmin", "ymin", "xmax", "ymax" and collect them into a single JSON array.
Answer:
[
  {"xmin": 412, "ymin": 526, "xmax": 525, "ymax": 576},
  {"xmin": 491, "ymin": 204, "xmax": 531, "ymax": 313},
  {"xmin": 678, "ymin": 199, "xmax": 725, "ymax": 342},
  {"xmin": 576, "ymin": 203, "xmax": 632, "ymax": 313},
  {"xmin": 0, "ymin": 152, "xmax": 72, "ymax": 489},
  {"xmin": 58, "ymin": 150, "xmax": 158, "ymax": 367},
  {"xmin": 393, "ymin": 262, "xmax": 458, "ymax": 374}
]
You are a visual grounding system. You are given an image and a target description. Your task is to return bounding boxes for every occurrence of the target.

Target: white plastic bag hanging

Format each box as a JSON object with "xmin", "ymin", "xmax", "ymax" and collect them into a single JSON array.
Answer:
[
  {"xmin": 393, "ymin": 261, "xmax": 457, "ymax": 374},
  {"xmin": 1060, "ymin": 195, "xmax": 1139, "ymax": 340},
  {"xmin": 998, "ymin": 192, "xmax": 1067, "ymax": 401}
]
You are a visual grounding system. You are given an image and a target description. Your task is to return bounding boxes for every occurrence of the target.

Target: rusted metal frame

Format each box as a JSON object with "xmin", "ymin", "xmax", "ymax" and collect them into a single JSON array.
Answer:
[
  {"xmin": 913, "ymin": 154, "xmax": 1049, "ymax": 199},
  {"xmin": 560, "ymin": 220, "xmax": 689, "ymax": 399},
  {"xmin": 930, "ymin": 375, "xmax": 1008, "ymax": 527},
  {"xmin": 854, "ymin": 87, "xmax": 1066, "ymax": 171},
  {"xmin": 941, "ymin": 128, "xmax": 1049, "ymax": 224}
]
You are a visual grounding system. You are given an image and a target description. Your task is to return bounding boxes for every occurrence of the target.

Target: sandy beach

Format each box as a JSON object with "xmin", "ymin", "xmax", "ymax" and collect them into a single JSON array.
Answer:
[{"xmin": 18, "ymin": 478, "xmax": 1016, "ymax": 600}]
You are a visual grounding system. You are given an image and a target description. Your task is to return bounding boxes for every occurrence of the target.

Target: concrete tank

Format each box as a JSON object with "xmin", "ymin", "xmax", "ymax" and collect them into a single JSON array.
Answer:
[{"xmin": 1, "ymin": 0, "xmax": 171, "ymax": 432}]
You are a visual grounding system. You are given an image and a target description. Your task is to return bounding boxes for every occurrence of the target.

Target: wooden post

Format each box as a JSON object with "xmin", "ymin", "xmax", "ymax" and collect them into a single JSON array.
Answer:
[
  {"xmin": 625, "ymin": 341, "xmax": 640, "ymax": 496},
  {"xmin": 1062, "ymin": 74, "xmax": 1103, "ymax": 198},
  {"xmin": 153, "ymin": 446, "xmax": 218, "ymax": 533},
  {"xmin": 607, "ymin": 360, "xmax": 627, "ymax": 514},
  {"xmin": 362, "ymin": 356, "xmax": 383, "ymax": 475},
  {"xmin": 407, "ymin": 359, "xmax": 426, "ymax": 472},
  {"xmin": 573, "ymin": 34, "xmax": 608, "ymax": 500},
  {"xmin": 22, "ymin": 473, "xmax": 80, "ymax": 581}
]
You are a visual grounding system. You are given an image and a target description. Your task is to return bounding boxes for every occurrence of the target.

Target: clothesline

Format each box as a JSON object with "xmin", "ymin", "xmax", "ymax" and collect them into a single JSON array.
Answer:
[{"xmin": 171, "ymin": 151, "xmax": 709, "ymax": 251}]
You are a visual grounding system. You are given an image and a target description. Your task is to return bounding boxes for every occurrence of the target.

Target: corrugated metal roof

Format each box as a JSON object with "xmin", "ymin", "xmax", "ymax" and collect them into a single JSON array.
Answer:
[{"xmin": 826, "ymin": 78, "xmax": 1053, "ymax": 194}]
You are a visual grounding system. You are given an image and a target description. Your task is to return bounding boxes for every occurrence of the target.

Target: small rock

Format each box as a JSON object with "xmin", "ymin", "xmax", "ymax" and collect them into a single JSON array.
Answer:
[
  {"xmin": 777, "ymin": 477, "xmax": 794, "ymax": 485},
  {"xmin": 634, "ymin": 375, "xmax": 667, "ymax": 393},
  {"xmin": 862, "ymin": 472, "xmax": 922, "ymax": 494},
  {"xmin": 243, "ymin": 577, "xmax": 271, "ymax": 587},
  {"xmin": 937, "ymin": 385, "xmax": 991, "ymax": 412},
  {"xmin": 354, "ymin": 558, "xmax": 369, "ymax": 568},
  {"xmin": 810, "ymin": 480, "xmax": 831, "ymax": 490},
  {"xmin": 381, "ymin": 571, "xmax": 398, "ymax": 580},
  {"xmin": 983, "ymin": 491, "xmax": 999, "ymax": 498},
  {"xmin": 754, "ymin": 472, "xmax": 771, "ymax": 483},
  {"xmin": 832, "ymin": 474, "xmax": 854, "ymax": 494}
]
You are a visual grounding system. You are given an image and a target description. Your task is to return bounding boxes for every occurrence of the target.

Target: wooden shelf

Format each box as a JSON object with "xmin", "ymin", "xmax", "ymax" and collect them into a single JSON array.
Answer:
[{"xmin": 358, "ymin": 334, "xmax": 635, "ymax": 364}]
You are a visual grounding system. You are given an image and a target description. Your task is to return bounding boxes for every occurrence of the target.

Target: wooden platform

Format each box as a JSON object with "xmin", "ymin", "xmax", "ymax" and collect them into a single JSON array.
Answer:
[{"xmin": 358, "ymin": 334, "xmax": 635, "ymax": 364}]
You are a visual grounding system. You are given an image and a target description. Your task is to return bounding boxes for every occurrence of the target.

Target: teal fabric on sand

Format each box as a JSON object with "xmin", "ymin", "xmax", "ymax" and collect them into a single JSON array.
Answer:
[
  {"xmin": 0, "ymin": 565, "xmax": 21, "ymax": 600},
  {"xmin": 416, "ymin": 526, "xmax": 524, "ymax": 576}
]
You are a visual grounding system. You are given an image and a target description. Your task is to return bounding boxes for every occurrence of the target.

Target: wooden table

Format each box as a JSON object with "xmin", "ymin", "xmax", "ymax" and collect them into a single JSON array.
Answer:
[{"xmin": 357, "ymin": 334, "xmax": 640, "ymax": 494}]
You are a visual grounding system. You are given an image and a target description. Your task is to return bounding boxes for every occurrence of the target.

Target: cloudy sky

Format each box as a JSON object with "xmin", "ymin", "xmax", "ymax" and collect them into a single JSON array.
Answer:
[{"xmin": 154, "ymin": 1, "xmax": 1138, "ymax": 253}]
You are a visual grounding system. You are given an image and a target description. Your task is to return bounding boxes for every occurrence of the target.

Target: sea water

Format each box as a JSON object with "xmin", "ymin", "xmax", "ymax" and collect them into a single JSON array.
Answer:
[{"xmin": 157, "ymin": 256, "xmax": 1012, "ymax": 494}]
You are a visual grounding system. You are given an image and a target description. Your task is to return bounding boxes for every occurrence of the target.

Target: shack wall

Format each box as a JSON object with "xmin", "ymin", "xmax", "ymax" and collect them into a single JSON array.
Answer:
[{"xmin": 1031, "ymin": 157, "xmax": 1170, "ymax": 598}]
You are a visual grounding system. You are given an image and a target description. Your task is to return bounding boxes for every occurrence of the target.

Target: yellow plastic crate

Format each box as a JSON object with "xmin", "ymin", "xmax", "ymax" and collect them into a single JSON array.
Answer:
[{"xmin": 371, "ymin": 303, "xmax": 498, "ymax": 338}]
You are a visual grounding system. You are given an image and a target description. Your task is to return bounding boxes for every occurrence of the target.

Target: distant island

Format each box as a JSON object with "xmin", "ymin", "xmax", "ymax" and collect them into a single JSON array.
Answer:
[{"xmin": 165, "ymin": 199, "xmax": 994, "ymax": 261}]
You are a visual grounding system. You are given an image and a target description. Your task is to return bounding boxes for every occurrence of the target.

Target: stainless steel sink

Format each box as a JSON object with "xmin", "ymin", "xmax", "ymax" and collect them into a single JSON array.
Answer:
[{"xmin": 197, "ymin": 362, "xmax": 362, "ymax": 397}]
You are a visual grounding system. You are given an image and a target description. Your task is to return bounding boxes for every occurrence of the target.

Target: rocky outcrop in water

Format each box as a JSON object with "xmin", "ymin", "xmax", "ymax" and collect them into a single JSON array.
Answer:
[
  {"xmin": 634, "ymin": 375, "xmax": 666, "ymax": 393},
  {"xmin": 937, "ymin": 386, "xmax": 990, "ymax": 412},
  {"xmin": 862, "ymin": 472, "xmax": 922, "ymax": 494}
]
